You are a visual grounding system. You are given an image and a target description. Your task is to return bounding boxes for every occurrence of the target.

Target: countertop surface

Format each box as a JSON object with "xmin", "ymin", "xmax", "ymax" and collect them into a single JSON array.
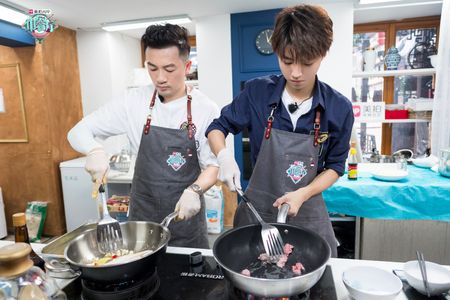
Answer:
[{"xmin": 1, "ymin": 240, "xmax": 447, "ymax": 299}]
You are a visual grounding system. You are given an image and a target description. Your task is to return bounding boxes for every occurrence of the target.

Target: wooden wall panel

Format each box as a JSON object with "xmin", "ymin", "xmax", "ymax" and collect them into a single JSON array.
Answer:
[
  {"xmin": 41, "ymin": 27, "xmax": 83, "ymax": 235},
  {"xmin": 0, "ymin": 26, "xmax": 83, "ymax": 236}
]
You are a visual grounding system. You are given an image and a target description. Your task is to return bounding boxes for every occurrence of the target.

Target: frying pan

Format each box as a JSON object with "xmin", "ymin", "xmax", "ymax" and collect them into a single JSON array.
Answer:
[
  {"xmin": 213, "ymin": 205, "xmax": 330, "ymax": 297},
  {"xmin": 64, "ymin": 213, "xmax": 176, "ymax": 283}
]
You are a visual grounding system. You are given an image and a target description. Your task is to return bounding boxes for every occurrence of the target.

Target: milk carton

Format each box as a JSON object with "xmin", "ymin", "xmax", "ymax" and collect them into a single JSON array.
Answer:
[{"xmin": 204, "ymin": 185, "xmax": 224, "ymax": 234}]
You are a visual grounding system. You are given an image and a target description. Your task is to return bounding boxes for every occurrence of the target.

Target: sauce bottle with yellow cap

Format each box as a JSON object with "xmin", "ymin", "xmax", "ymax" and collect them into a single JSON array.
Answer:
[{"xmin": 348, "ymin": 141, "xmax": 358, "ymax": 180}]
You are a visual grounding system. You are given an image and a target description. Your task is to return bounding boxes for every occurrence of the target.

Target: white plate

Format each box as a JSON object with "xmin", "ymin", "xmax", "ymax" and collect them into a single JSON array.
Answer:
[
  {"xmin": 343, "ymin": 266, "xmax": 402, "ymax": 300},
  {"xmin": 412, "ymin": 156, "xmax": 439, "ymax": 168},
  {"xmin": 371, "ymin": 169, "xmax": 408, "ymax": 181}
]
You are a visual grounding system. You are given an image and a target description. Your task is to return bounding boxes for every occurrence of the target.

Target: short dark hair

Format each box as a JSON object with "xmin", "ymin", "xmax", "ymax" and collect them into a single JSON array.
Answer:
[
  {"xmin": 141, "ymin": 24, "xmax": 190, "ymax": 59},
  {"xmin": 271, "ymin": 4, "xmax": 333, "ymax": 64}
]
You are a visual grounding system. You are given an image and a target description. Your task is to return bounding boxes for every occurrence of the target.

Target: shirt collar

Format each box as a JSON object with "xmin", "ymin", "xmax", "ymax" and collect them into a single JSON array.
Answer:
[{"xmin": 268, "ymin": 76, "xmax": 326, "ymax": 110}]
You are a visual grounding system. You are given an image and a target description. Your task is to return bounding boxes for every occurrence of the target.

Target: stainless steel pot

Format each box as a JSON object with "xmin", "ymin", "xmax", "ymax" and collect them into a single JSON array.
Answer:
[
  {"xmin": 438, "ymin": 148, "xmax": 450, "ymax": 178},
  {"xmin": 369, "ymin": 149, "xmax": 413, "ymax": 163},
  {"xmin": 64, "ymin": 221, "xmax": 171, "ymax": 283}
]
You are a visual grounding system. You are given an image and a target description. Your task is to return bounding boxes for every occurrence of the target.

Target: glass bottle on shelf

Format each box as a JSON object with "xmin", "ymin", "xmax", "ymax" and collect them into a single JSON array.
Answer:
[
  {"xmin": 0, "ymin": 243, "xmax": 67, "ymax": 299},
  {"xmin": 12, "ymin": 213, "xmax": 45, "ymax": 270}
]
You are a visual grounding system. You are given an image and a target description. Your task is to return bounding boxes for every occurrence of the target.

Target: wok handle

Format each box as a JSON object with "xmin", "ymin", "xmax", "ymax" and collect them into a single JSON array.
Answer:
[
  {"xmin": 277, "ymin": 203, "xmax": 290, "ymax": 223},
  {"xmin": 45, "ymin": 259, "xmax": 81, "ymax": 277},
  {"xmin": 161, "ymin": 211, "xmax": 178, "ymax": 228}
]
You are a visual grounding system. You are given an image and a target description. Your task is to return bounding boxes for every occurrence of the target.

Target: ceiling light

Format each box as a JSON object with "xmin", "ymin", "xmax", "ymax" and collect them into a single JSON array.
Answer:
[
  {"xmin": 359, "ymin": 0, "xmax": 400, "ymax": 4},
  {"xmin": 0, "ymin": 2, "xmax": 28, "ymax": 26},
  {"xmin": 102, "ymin": 15, "xmax": 192, "ymax": 32},
  {"xmin": 356, "ymin": 0, "xmax": 442, "ymax": 10}
]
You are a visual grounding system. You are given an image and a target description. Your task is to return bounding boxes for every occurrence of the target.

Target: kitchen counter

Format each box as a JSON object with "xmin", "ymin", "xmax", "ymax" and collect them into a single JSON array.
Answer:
[
  {"xmin": 166, "ymin": 247, "xmax": 411, "ymax": 300},
  {"xmin": 0, "ymin": 240, "xmax": 446, "ymax": 299},
  {"xmin": 323, "ymin": 164, "xmax": 450, "ymax": 221}
]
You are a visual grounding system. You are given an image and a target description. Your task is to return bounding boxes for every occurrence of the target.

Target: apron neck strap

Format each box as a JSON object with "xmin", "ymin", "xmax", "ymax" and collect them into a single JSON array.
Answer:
[
  {"xmin": 143, "ymin": 90, "xmax": 157, "ymax": 135},
  {"xmin": 187, "ymin": 94, "xmax": 193, "ymax": 140},
  {"xmin": 313, "ymin": 109, "xmax": 321, "ymax": 147},
  {"xmin": 264, "ymin": 104, "xmax": 322, "ymax": 147},
  {"xmin": 143, "ymin": 88, "xmax": 194, "ymax": 140},
  {"xmin": 264, "ymin": 105, "xmax": 277, "ymax": 139}
]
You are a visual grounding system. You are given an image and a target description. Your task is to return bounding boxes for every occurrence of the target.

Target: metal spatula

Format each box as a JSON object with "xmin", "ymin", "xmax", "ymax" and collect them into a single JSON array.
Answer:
[
  {"xmin": 234, "ymin": 180, "xmax": 285, "ymax": 258},
  {"xmin": 97, "ymin": 184, "xmax": 123, "ymax": 253}
]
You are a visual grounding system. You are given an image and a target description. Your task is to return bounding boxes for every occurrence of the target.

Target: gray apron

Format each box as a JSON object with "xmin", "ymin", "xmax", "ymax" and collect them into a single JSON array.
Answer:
[
  {"xmin": 234, "ymin": 106, "xmax": 338, "ymax": 257},
  {"xmin": 128, "ymin": 90, "xmax": 209, "ymax": 249}
]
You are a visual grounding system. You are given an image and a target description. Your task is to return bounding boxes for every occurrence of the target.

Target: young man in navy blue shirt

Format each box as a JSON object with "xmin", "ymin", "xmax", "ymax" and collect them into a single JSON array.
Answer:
[{"xmin": 206, "ymin": 4, "xmax": 354, "ymax": 257}]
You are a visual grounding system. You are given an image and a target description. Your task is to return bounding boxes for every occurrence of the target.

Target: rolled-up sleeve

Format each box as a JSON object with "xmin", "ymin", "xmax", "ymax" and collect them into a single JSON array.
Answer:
[
  {"xmin": 205, "ymin": 84, "xmax": 252, "ymax": 138},
  {"xmin": 324, "ymin": 108, "xmax": 354, "ymax": 176}
]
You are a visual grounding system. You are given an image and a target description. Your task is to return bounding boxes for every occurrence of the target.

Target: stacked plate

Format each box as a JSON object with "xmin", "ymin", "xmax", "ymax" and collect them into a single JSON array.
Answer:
[{"xmin": 371, "ymin": 169, "xmax": 408, "ymax": 181}]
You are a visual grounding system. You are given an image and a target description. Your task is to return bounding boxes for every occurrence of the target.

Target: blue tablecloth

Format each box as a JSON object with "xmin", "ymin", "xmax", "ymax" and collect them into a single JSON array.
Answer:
[{"xmin": 323, "ymin": 165, "xmax": 450, "ymax": 221}]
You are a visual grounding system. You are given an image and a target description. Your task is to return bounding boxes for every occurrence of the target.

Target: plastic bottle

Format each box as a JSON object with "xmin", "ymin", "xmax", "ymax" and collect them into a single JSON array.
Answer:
[
  {"xmin": 348, "ymin": 142, "xmax": 358, "ymax": 180},
  {"xmin": 12, "ymin": 213, "xmax": 45, "ymax": 270}
]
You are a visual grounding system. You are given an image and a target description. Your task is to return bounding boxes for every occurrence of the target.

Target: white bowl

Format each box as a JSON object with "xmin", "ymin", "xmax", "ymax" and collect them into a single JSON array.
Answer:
[
  {"xmin": 371, "ymin": 169, "xmax": 408, "ymax": 181},
  {"xmin": 343, "ymin": 266, "xmax": 403, "ymax": 300},
  {"xmin": 404, "ymin": 260, "xmax": 450, "ymax": 296}
]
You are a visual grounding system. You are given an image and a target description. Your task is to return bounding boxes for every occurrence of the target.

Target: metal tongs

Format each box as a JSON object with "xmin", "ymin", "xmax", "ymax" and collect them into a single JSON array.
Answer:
[
  {"xmin": 234, "ymin": 179, "xmax": 285, "ymax": 259},
  {"xmin": 416, "ymin": 250, "xmax": 431, "ymax": 298},
  {"xmin": 96, "ymin": 183, "xmax": 123, "ymax": 253}
]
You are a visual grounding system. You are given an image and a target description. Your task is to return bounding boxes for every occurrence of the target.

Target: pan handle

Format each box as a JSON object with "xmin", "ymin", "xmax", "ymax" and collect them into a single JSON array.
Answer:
[
  {"xmin": 277, "ymin": 203, "xmax": 290, "ymax": 223},
  {"xmin": 161, "ymin": 211, "xmax": 178, "ymax": 227}
]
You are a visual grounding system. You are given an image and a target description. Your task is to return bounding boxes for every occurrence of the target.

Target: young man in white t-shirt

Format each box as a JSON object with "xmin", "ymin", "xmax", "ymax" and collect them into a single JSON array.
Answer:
[{"xmin": 68, "ymin": 24, "xmax": 219, "ymax": 248}]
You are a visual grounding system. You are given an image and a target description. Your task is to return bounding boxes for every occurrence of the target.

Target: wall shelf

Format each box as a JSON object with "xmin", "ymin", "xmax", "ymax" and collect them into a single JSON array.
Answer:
[
  {"xmin": 352, "ymin": 68, "xmax": 435, "ymax": 78},
  {"xmin": 355, "ymin": 119, "xmax": 430, "ymax": 123}
]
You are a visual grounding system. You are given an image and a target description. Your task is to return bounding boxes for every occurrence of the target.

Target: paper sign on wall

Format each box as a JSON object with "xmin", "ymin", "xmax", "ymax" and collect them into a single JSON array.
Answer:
[
  {"xmin": 0, "ymin": 88, "xmax": 4, "ymax": 113},
  {"xmin": 352, "ymin": 102, "xmax": 385, "ymax": 122}
]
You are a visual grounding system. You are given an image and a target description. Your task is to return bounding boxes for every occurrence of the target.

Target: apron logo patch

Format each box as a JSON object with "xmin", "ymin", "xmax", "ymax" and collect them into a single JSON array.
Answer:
[
  {"xmin": 167, "ymin": 152, "xmax": 186, "ymax": 171},
  {"xmin": 286, "ymin": 161, "xmax": 308, "ymax": 184}
]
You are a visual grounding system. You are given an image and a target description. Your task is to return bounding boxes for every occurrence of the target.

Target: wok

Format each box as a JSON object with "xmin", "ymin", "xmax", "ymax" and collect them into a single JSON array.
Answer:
[
  {"xmin": 213, "ymin": 205, "xmax": 330, "ymax": 297},
  {"xmin": 64, "ymin": 220, "xmax": 171, "ymax": 283}
]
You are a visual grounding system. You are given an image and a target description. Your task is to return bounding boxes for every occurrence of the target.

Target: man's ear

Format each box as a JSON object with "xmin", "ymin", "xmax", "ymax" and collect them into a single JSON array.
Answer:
[{"xmin": 185, "ymin": 60, "xmax": 192, "ymax": 75}]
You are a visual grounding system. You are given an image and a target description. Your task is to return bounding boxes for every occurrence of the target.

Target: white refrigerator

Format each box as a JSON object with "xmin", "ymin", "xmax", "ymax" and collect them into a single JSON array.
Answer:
[{"xmin": 60, "ymin": 157, "xmax": 99, "ymax": 231}]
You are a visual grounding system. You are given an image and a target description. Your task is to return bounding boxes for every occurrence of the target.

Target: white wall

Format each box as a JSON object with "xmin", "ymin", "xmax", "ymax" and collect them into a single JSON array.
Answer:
[
  {"xmin": 76, "ymin": 31, "xmax": 141, "ymax": 115},
  {"xmin": 76, "ymin": 30, "xmax": 141, "ymax": 154},
  {"xmin": 76, "ymin": 31, "xmax": 112, "ymax": 116},
  {"xmin": 319, "ymin": 1, "xmax": 354, "ymax": 99},
  {"xmin": 196, "ymin": 14, "xmax": 235, "ymax": 150},
  {"xmin": 108, "ymin": 33, "xmax": 143, "ymax": 97}
]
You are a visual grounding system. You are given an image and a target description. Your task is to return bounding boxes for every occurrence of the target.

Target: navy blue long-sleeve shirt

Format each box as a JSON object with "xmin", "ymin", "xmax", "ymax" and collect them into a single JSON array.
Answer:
[{"xmin": 206, "ymin": 75, "xmax": 354, "ymax": 176}]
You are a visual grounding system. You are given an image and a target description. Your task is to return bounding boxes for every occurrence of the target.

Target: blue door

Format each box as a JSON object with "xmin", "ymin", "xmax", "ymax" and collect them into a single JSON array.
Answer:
[{"xmin": 230, "ymin": 8, "xmax": 281, "ymax": 189}]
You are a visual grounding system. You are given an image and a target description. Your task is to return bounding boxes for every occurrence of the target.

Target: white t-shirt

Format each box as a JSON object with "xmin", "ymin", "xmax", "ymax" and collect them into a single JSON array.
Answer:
[
  {"xmin": 281, "ymin": 88, "xmax": 313, "ymax": 129},
  {"xmin": 68, "ymin": 85, "xmax": 220, "ymax": 169}
]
